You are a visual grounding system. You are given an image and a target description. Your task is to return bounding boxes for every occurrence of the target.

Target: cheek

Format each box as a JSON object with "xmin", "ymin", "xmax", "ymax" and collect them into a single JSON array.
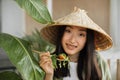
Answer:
[
  {"xmin": 61, "ymin": 34, "xmax": 70, "ymax": 49},
  {"xmin": 62, "ymin": 34, "xmax": 68, "ymax": 43},
  {"xmin": 83, "ymin": 38, "xmax": 86, "ymax": 43},
  {"xmin": 79, "ymin": 38, "xmax": 86, "ymax": 47}
]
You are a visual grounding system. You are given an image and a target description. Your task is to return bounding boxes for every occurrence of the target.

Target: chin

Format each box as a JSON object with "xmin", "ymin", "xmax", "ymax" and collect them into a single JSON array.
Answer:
[{"xmin": 65, "ymin": 51, "xmax": 76, "ymax": 55}]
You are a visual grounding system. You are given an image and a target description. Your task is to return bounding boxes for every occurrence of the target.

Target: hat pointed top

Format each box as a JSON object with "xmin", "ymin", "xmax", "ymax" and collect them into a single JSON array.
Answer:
[{"xmin": 73, "ymin": 6, "xmax": 86, "ymax": 13}]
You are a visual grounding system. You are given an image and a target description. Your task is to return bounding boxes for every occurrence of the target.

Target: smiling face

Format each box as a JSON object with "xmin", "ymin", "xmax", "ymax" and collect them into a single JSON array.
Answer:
[{"xmin": 61, "ymin": 26, "xmax": 87, "ymax": 60}]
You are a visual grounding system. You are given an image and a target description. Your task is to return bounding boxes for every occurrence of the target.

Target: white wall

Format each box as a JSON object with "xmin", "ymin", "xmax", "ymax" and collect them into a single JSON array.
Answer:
[{"xmin": 1, "ymin": 0, "xmax": 25, "ymax": 37}]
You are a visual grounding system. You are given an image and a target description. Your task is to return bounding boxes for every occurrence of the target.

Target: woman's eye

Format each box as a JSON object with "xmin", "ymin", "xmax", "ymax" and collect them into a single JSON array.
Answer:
[
  {"xmin": 65, "ymin": 29, "xmax": 71, "ymax": 33},
  {"xmin": 79, "ymin": 33, "xmax": 85, "ymax": 37}
]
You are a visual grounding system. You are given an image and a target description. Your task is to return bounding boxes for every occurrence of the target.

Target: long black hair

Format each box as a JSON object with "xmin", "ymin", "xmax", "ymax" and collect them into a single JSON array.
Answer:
[{"xmin": 54, "ymin": 26, "xmax": 101, "ymax": 80}]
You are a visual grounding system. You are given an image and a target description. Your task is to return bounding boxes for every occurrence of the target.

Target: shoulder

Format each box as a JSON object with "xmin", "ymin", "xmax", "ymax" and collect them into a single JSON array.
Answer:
[
  {"xmin": 95, "ymin": 52, "xmax": 107, "ymax": 64},
  {"xmin": 95, "ymin": 52, "xmax": 111, "ymax": 80},
  {"xmin": 94, "ymin": 52, "xmax": 109, "ymax": 71}
]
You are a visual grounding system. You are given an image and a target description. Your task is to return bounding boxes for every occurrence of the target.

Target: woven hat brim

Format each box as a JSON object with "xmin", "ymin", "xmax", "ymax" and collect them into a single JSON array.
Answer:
[{"xmin": 40, "ymin": 24, "xmax": 113, "ymax": 51}]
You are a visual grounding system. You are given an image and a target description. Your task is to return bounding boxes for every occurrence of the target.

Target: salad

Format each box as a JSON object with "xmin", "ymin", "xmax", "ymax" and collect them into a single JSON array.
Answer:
[{"xmin": 51, "ymin": 53, "xmax": 69, "ymax": 69}]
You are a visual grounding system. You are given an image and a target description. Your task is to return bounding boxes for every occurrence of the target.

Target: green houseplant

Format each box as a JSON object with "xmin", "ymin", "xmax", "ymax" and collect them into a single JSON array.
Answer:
[{"xmin": 0, "ymin": 0, "xmax": 55, "ymax": 80}]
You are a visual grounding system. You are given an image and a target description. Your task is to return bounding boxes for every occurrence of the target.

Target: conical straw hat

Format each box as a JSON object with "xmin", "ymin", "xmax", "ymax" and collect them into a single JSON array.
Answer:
[{"xmin": 40, "ymin": 7, "xmax": 113, "ymax": 51}]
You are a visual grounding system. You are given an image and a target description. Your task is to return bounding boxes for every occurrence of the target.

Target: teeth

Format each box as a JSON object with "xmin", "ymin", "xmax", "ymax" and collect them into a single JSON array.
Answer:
[{"xmin": 66, "ymin": 43, "xmax": 76, "ymax": 50}]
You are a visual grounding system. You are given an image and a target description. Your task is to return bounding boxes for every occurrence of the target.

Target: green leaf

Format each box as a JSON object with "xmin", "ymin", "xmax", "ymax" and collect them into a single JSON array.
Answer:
[
  {"xmin": 51, "ymin": 54, "xmax": 57, "ymax": 69},
  {"xmin": 15, "ymin": 0, "xmax": 53, "ymax": 24},
  {"xmin": 0, "ymin": 71, "xmax": 22, "ymax": 80},
  {"xmin": 0, "ymin": 33, "xmax": 45, "ymax": 80},
  {"xmin": 23, "ymin": 29, "xmax": 55, "ymax": 53}
]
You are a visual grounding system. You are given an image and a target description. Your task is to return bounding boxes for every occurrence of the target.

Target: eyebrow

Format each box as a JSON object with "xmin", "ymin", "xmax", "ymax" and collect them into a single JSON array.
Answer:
[{"xmin": 79, "ymin": 29, "xmax": 87, "ymax": 32}]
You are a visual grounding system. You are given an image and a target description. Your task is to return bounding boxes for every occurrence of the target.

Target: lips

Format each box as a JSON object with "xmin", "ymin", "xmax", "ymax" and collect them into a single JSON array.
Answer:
[{"xmin": 66, "ymin": 43, "xmax": 77, "ymax": 50}]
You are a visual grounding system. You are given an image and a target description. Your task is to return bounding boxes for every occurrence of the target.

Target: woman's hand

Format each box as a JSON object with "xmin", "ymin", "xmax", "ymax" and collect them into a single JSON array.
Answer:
[{"xmin": 39, "ymin": 52, "xmax": 54, "ymax": 80}]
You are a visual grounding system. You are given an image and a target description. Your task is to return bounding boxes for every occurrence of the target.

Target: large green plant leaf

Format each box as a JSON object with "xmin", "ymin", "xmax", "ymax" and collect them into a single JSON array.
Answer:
[
  {"xmin": 23, "ymin": 29, "xmax": 55, "ymax": 53},
  {"xmin": 0, "ymin": 71, "xmax": 22, "ymax": 80},
  {"xmin": 23, "ymin": 30, "xmax": 55, "ymax": 62},
  {"xmin": 15, "ymin": 0, "xmax": 53, "ymax": 24},
  {"xmin": 0, "ymin": 33, "xmax": 45, "ymax": 80}
]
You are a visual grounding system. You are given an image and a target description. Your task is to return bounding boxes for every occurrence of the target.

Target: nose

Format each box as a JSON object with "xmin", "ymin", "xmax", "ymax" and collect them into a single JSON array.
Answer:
[{"xmin": 69, "ymin": 34, "xmax": 76, "ymax": 43}]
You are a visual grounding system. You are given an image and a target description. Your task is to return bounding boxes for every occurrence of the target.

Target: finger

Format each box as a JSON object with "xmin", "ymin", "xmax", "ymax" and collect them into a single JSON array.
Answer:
[
  {"xmin": 40, "ymin": 60, "xmax": 51, "ymax": 67},
  {"xmin": 40, "ymin": 57, "xmax": 52, "ymax": 64},
  {"xmin": 40, "ymin": 55, "xmax": 51, "ymax": 61},
  {"xmin": 40, "ymin": 52, "xmax": 51, "ymax": 61},
  {"xmin": 40, "ymin": 58, "xmax": 52, "ymax": 67},
  {"xmin": 39, "ymin": 51, "xmax": 51, "ymax": 58},
  {"xmin": 40, "ymin": 58, "xmax": 51, "ymax": 64}
]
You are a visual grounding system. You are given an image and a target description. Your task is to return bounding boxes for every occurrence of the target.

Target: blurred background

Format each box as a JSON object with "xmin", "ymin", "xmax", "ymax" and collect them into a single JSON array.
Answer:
[{"xmin": 0, "ymin": 0, "xmax": 120, "ymax": 80}]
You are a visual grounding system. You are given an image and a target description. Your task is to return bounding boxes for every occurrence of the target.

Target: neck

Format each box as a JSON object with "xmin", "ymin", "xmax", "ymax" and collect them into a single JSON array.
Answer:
[{"xmin": 68, "ymin": 54, "xmax": 79, "ymax": 62}]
